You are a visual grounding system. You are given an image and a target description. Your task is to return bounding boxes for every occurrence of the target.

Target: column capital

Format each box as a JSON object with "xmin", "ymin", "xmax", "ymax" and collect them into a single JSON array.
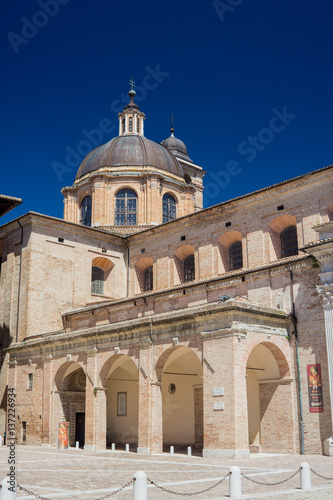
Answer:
[{"xmin": 317, "ymin": 283, "xmax": 333, "ymax": 306}]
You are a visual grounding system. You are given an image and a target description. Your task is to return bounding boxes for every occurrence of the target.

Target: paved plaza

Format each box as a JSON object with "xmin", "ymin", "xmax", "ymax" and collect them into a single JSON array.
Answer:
[{"xmin": 0, "ymin": 446, "xmax": 332, "ymax": 499}]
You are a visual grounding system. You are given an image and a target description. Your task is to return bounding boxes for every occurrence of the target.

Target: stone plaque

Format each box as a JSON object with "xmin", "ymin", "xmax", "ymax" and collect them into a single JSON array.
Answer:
[
  {"xmin": 213, "ymin": 387, "xmax": 224, "ymax": 396},
  {"xmin": 213, "ymin": 402, "xmax": 224, "ymax": 411}
]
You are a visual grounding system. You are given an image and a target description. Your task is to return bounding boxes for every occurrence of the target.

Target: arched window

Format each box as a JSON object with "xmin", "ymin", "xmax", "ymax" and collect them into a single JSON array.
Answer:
[
  {"xmin": 281, "ymin": 226, "xmax": 298, "ymax": 257},
  {"xmin": 229, "ymin": 241, "xmax": 243, "ymax": 271},
  {"xmin": 129, "ymin": 117, "xmax": 133, "ymax": 132},
  {"xmin": 80, "ymin": 196, "xmax": 92, "ymax": 227},
  {"xmin": 144, "ymin": 266, "xmax": 153, "ymax": 291},
  {"xmin": 162, "ymin": 193, "xmax": 177, "ymax": 223},
  {"xmin": 184, "ymin": 254, "xmax": 195, "ymax": 282},
  {"xmin": 122, "ymin": 118, "xmax": 125, "ymax": 134},
  {"xmin": 91, "ymin": 266, "xmax": 104, "ymax": 295},
  {"xmin": 115, "ymin": 188, "xmax": 137, "ymax": 225},
  {"xmin": 137, "ymin": 117, "xmax": 140, "ymax": 133}
]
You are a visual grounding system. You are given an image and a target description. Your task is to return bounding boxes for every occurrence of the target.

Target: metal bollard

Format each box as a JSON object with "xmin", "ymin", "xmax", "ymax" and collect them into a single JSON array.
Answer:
[
  {"xmin": 111, "ymin": 443, "xmax": 115, "ymax": 451},
  {"xmin": 0, "ymin": 477, "xmax": 17, "ymax": 499},
  {"xmin": 75, "ymin": 441, "xmax": 79, "ymax": 449},
  {"xmin": 187, "ymin": 446, "xmax": 192, "ymax": 456},
  {"xmin": 133, "ymin": 471, "xmax": 147, "ymax": 500},
  {"xmin": 300, "ymin": 462, "xmax": 311, "ymax": 490},
  {"xmin": 170, "ymin": 445, "xmax": 174, "ymax": 456},
  {"xmin": 229, "ymin": 466, "xmax": 241, "ymax": 498}
]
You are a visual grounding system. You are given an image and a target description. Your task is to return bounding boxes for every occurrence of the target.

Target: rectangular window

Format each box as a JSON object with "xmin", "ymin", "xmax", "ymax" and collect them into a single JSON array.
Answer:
[
  {"xmin": 117, "ymin": 392, "xmax": 127, "ymax": 416},
  {"xmin": 28, "ymin": 373, "xmax": 33, "ymax": 390},
  {"xmin": 22, "ymin": 421, "xmax": 27, "ymax": 443}
]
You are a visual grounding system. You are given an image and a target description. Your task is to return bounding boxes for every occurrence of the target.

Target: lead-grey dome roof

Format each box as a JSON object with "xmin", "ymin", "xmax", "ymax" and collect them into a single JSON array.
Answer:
[
  {"xmin": 75, "ymin": 135, "xmax": 184, "ymax": 180},
  {"xmin": 161, "ymin": 133, "xmax": 193, "ymax": 163}
]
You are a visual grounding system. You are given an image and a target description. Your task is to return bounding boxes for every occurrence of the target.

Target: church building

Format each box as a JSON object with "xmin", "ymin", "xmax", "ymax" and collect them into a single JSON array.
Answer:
[{"xmin": 1, "ymin": 86, "xmax": 333, "ymax": 458}]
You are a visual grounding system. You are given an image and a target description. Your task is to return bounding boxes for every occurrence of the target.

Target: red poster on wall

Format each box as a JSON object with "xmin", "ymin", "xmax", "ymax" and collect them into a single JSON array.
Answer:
[
  {"xmin": 57, "ymin": 422, "xmax": 69, "ymax": 449},
  {"xmin": 307, "ymin": 364, "xmax": 324, "ymax": 413}
]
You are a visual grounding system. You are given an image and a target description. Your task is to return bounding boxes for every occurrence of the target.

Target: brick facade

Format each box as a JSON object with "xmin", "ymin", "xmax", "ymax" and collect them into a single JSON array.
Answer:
[{"xmin": 1, "ymin": 95, "xmax": 333, "ymax": 457}]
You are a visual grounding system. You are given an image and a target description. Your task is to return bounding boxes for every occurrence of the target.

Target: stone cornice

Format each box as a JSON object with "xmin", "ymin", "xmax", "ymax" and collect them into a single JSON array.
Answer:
[{"xmin": 8, "ymin": 299, "xmax": 289, "ymax": 357}]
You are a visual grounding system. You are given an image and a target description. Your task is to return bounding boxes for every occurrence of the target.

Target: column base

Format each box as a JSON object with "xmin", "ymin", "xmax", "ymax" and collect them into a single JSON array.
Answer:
[
  {"xmin": 203, "ymin": 448, "xmax": 250, "ymax": 459},
  {"xmin": 41, "ymin": 444, "xmax": 51, "ymax": 448},
  {"xmin": 137, "ymin": 447, "xmax": 150, "ymax": 455},
  {"xmin": 323, "ymin": 437, "xmax": 333, "ymax": 456},
  {"xmin": 84, "ymin": 445, "xmax": 95, "ymax": 451}
]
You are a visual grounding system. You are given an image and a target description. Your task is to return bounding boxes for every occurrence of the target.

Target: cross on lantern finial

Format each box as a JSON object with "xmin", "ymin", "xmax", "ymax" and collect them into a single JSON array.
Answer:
[{"xmin": 129, "ymin": 77, "xmax": 135, "ymax": 91}]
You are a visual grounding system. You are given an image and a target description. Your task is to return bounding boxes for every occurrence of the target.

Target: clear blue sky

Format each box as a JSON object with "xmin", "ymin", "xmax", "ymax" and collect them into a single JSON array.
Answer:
[{"xmin": 2, "ymin": 0, "xmax": 333, "ymax": 225}]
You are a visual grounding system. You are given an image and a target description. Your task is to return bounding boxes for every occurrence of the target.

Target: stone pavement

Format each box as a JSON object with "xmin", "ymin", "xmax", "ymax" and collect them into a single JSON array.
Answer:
[{"xmin": 0, "ymin": 446, "xmax": 332, "ymax": 499}]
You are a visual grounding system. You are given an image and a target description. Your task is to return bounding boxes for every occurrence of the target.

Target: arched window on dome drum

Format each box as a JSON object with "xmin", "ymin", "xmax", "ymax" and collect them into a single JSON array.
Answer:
[
  {"xmin": 129, "ymin": 117, "xmax": 133, "ymax": 132},
  {"xmin": 137, "ymin": 117, "xmax": 140, "ymax": 133},
  {"xmin": 184, "ymin": 254, "xmax": 195, "ymax": 282},
  {"xmin": 281, "ymin": 226, "xmax": 298, "ymax": 257},
  {"xmin": 144, "ymin": 266, "xmax": 153, "ymax": 291},
  {"xmin": 115, "ymin": 188, "xmax": 137, "ymax": 225},
  {"xmin": 229, "ymin": 241, "xmax": 243, "ymax": 271},
  {"xmin": 162, "ymin": 193, "xmax": 177, "ymax": 223},
  {"xmin": 80, "ymin": 195, "xmax": 92, "ymax": 227},
  {"xmin": 91, "ymin": 266, "xmax": 104, "ymax": 295},
  {"xmin": 122, "ymin": 118, "xmax": 125, "ymax": 134}
]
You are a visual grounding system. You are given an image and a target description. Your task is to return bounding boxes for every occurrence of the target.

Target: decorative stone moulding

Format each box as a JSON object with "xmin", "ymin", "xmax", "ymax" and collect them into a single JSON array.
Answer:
[{"xmin": 317, "ymin": 283, "xmax": 333, "ymax": 306}]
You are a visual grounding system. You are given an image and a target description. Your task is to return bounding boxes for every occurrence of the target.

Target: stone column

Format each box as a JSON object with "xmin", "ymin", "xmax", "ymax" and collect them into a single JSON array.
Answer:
[
  {"xmin": 137, "ymin": 343, "xmax": 163, "ymax": 454},
  {"xmin": 84, "ymin": 348, "xmax": 98, "ymax": 451},
  {"xmin": 317, "ymin": 283, "xmax": 333, "ymax": 454},
  {"xmin": 137, "ymin": 345, "xmax": 151, "ymax": 454},
  {"xmin": 42, "ymin": 355, "xmax": 53, "ymax": 446},
  {"xmin": 94, "ymin": 388, "xmax": 107, "ymax": 451},
  {"xmin": 305, "ymin": 233, "xmax": 333, "ymax": 455},
  {"xmin": 194, "ymin": 385, "xmax": 203, "ymax": 446},
  {"xmin": 201, "ymin": 329, "xmax": 250, "ymax": 459}
]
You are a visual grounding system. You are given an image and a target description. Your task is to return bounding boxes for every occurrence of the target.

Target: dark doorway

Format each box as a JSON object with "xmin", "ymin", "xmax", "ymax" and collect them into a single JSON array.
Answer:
[{"xmin": 75, "ymin": 413, "xmax": 85, "ymax": 448}]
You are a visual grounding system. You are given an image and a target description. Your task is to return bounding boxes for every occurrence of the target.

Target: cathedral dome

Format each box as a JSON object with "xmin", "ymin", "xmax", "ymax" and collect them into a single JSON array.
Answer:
[{"xmin": 75, "ymin": 133, "xmax": 184, "ymax": 180}]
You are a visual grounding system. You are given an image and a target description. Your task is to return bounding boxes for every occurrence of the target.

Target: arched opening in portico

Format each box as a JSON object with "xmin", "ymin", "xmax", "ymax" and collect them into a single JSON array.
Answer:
[
  {"xmin": 246, "ymin": 342, "xmax": 294, "ymax": 453},
  {"xmin": 158, "ymin": 346, "xmax": 203, "ymax": 452},
  {"xmin": 53, "ymin": 362, "xmax": 86, "ymax": 448},
  {"xmin": 104, "ymin": 355, "xmax": 139, "ymax": 450}
]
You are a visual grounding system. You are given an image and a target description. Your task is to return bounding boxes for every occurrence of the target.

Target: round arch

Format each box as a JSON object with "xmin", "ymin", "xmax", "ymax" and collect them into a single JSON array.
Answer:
[
  {"xmin": 101, "ymin": 354, "xmax": 139, "ymax": 449},
  {"xmin": 162, "ymin": 191, "xmax": 179, "ymax": 204},
  {"xmin": 218, "ymin": 231, "xmax": 243, "ymax": 273},
  {"xmin": 156, "ymin": 346, "xmax": 203, "ymax": 450},
  {"xmin": 114, "ymin": 186, "xmax": 139, "ymax": 198},
  {"xmin": 245, "ymin": 342, "xmax": 294, "ymax": 453},
  {"xmin": 53, "ymin": 361, "xmax": 86, "ymax": 448}
]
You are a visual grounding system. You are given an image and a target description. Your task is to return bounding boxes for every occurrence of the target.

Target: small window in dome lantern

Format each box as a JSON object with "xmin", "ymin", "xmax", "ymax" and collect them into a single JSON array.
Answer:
[
  {"xmin": 80, "ymin": 196, "xmax": 92, "ymax": 227},
  {"xmin": 162, "ymin": 193, "xmax": 177, "ymax": 223},
  {"xmin": 122, "ymin": 118, "xmax": 125, "ymax": 134},
  {"xmin": 115, "ymin": 188, "xmax": 137, "ymax": 225},
  {"xmin": 137, "ymin": 117, "xmax": 140, "ymax": 133},
  {"xmin": 91, "ymin": 266, "xmax": 104, "ymax": 295},
  {"xmin": 129, "ymin": 117, "xmax": 133, "ymax": 132}
]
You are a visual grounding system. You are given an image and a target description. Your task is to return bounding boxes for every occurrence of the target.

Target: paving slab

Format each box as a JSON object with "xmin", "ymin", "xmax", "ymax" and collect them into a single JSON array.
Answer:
[{"xmin": 0, "ymin": 446, "xmax": 332, "ymax": 499}]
